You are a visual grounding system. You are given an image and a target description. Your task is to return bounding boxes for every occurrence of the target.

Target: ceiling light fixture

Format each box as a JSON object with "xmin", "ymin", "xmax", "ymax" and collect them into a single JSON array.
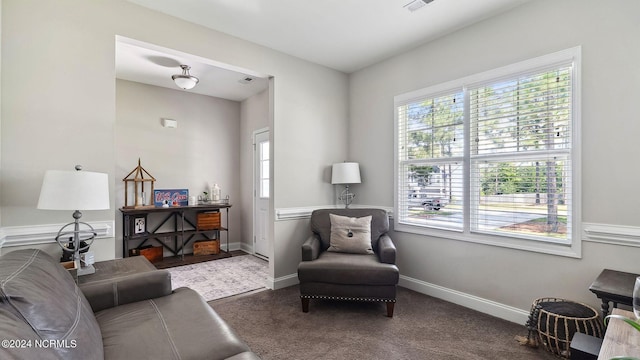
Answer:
[
  {"xmin": 404, "ymin": 0, "xmax": 434, "ymax": 12},
  {"xmin": 172, "ymin": 65, "xmax": 199, "ymax": 90}
]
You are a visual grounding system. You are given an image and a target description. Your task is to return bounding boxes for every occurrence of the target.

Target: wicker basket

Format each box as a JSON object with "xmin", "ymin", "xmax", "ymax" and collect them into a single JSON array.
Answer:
[{"xmin": 531, "ymin": 297, "xmax": 603, "ymax": 358}]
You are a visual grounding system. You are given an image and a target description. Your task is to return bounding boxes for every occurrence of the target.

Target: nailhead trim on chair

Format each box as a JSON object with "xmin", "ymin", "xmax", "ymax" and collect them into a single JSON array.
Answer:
[{"xmin": 300, "ymin": 295, "xmax": 396, "ymax": 303}]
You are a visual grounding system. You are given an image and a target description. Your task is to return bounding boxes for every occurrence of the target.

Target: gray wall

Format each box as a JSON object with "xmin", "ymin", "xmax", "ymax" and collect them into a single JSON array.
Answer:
[
  {"xmin": 349, "ymin": 0, "xmax": 640, "ymax": 313},
  {"xmin": 240, "ymin": 89, "xmax": 270, "ymax": 253},
  {"xmin": 0, "ymin": 0, "xmax": 349, "ymax": 281},
  {"xmin": 5, "ymin": 0, "xmax": 628, "ymax": 320},
  {"xmin": 115, "ymin": 79, "xmax": 241, "ymax": 257}
]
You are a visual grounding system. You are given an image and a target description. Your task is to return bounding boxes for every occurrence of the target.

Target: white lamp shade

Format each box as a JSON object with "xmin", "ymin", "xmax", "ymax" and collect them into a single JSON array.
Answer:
[
  {"xmin": 37, "ymin": 170, "xmax": 110, "ymax": 210},
  {"xmin": 173, "ymin": 76, "xmax": 198, "ymax": 90},
  {"xmin": 331, "ymin": 162, "xmax": 361, "ymax": 184}
]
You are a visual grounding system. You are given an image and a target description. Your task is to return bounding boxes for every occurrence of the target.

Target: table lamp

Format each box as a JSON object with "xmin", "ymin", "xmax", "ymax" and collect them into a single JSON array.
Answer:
[
  {"xmin": 37, "ymin": 165, "xmax": 110, "ymax": 276},
  {"xmin": 331, "ymin": 162, "xmax": 361, "ymax": 208}
]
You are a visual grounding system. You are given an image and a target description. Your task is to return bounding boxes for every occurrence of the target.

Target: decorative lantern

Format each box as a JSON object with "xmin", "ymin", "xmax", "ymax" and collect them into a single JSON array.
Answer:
[{"xmin": 122, "ymin": 158, "xmax": 156, "ymax": 208}]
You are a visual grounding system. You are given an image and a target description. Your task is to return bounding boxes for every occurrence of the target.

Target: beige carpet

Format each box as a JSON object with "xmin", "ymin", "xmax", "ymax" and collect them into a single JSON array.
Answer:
[{"xmin": 212, "ymin": 285, "xmax": 558, "ymax": 360}]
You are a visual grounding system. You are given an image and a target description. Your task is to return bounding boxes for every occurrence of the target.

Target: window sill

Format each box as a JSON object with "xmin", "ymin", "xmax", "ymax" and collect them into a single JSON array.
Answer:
[{"xmin": 394, "ymin": 221, "xmax": 581, "ymax": 258}]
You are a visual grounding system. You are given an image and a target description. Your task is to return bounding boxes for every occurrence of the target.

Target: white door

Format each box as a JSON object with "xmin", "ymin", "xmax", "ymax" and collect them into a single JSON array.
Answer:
[{"xmin": 253, "ymin": 129, "xmax": 270, "ymax": 259}]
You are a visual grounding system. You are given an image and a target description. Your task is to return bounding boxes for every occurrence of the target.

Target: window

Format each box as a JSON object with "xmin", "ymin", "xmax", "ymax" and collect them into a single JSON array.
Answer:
[
  {"xmin": 394, "ymin": 47, "xmax": 581, "ymax": 257},
  {"xmin": 259, "ymin": 140, "xmax": 270, "ymax": 198},
  {"xmin": 397, "ymin": 91, "xmax": 465, "ymax": 231}
]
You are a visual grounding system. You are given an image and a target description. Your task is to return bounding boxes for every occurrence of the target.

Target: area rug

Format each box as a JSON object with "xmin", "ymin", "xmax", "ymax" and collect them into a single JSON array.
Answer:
[{"xmin": 168, "ymin": 255, "xmax": 268, "ymax": 301}]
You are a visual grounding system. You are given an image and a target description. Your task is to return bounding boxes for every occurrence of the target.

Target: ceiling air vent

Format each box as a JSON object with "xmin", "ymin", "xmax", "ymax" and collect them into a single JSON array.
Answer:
[
  {"xmin": 238, "ymin": 76, "xmax": 255, "ymax": 85},
  {"xmin": 403, "ymin": 0, "xmax": 434, "ymax": 12}
]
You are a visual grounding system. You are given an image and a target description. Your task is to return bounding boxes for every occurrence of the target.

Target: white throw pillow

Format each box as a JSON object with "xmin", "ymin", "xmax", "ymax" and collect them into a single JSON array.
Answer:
[{"xmin": 327, "ymin": 214, "xmax": 373, "ymax": 254}]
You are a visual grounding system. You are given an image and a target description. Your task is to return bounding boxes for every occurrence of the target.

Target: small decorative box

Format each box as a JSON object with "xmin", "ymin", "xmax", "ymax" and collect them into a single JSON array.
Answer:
[
  {"xmin": 197, "ymin": 212, "xmax": 221, "ymax": 230},
  {"xmin": 193, "ymin": 240, "xmax": 220, "ymax": 255}
]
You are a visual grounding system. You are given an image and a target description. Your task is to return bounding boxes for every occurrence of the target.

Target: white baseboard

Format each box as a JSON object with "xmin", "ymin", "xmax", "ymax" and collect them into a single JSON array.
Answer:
[
  {"xmin": 268, "ymin": 272, "xmax": 528, "ymax": 324},
  {"xmin": 240, "ymin": 242, "xmax": 254, "ymax": 254},
  {"xmin": 399, "ymin": 275, "xmax": 529, "ymax": 324},
  {"xmin": 268, "ymin": 273, "xmax": 299, "ymax": 290},
  {"xmin": 220, "ymin": 241, "xmax": 242, "ymax": 252}
]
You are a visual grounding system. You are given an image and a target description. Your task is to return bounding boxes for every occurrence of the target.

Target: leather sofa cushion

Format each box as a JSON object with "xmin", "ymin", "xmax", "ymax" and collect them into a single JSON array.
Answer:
[
  {"xmin": 311, "ymin": 208, "xmax": 389, "ymax": 251},
  {"xmin": 298, "ymin": 251, "xmax": 399, "ymax": 285},
  {"xmin": 0, "ymin": 308, "xmax": 61, "ymax": 360},
  {"xmin": 0, "ymin": 249, "xmax": 103, "ymax": 360},
  {"xmin": 80, "ymin": 270, "xmax": 172, "ymax": 312},
  {"xmin": 97, "ymin": 287, "xmax": 255, "ymax": 360}
]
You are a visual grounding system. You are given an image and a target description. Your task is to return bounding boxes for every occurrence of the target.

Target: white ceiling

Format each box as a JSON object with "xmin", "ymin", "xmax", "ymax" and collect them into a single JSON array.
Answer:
[
  {"xmin": 126, "ymin": 0, "xmax": 531, "ymax": 73},
  {"xmin": 116, "ymin": 37, "xmax": 270, "ymax": 101},
  {"xmin": 118, "ymin": 0, "xmax": 531, "ymax": 100}
]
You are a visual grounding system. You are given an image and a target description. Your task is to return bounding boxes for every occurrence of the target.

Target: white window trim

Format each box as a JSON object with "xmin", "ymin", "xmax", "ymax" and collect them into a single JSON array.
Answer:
[{"xmin": 394, "ymin": 46, "xmax": 582, "ymax": 258}]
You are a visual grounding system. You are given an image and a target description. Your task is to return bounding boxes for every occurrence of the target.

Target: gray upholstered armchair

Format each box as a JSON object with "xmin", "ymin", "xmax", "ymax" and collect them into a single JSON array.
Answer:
[{"xmin": 297, "ymin": 208, "xmax": 399, "ymax": 317}]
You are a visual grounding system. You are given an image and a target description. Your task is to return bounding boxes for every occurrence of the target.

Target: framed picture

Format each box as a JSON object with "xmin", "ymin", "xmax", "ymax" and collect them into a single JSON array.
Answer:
[
  {"xmin": 153, "ymin": 189, "xmax": 189, "ymax": 207},
  {"xmin": 127, "ymin": 214, "xmax": 147, "ymax": 237},
  {"xmin": 134, "ymin": 217, "xmax": 146, "ymax": 234}
]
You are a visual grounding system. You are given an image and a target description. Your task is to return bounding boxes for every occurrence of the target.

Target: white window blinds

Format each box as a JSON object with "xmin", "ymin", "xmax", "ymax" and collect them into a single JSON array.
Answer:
[
  {"xmin": 394, "ymin": 47, "xmax": 579, "ymax": 252},
  {"xmin": 397, "ymin": 91, "xmax": 464, "ymax": 230},
  {"xmin": 469, "ymin": 66, "xmax": 573, "ymax": 243}
]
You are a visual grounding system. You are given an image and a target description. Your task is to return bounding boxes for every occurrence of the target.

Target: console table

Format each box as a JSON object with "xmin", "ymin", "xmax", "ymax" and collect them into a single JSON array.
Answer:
[
  {"xmin": 589, "ymin": 269, "xmax": 638, "ymax": 320},
  {"xmin": 120, "ymin": 204, "xmax": 231, "ymax": 260}
]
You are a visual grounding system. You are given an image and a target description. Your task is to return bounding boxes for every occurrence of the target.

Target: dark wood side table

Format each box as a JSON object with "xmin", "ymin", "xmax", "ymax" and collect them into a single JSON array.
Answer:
[{"xmin": 588, "ymin": 269, "xmax": 638, "ymax": 320}]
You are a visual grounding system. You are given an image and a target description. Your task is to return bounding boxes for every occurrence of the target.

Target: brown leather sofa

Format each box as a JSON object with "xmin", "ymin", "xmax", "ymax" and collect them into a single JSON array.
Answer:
[
  {"xmin": 297, "ymin": 208, "xmax": 399, "ymax": 317},
  {"xmin": 0, "ymin": 249, "xmax": 259, "ymax": 360}
]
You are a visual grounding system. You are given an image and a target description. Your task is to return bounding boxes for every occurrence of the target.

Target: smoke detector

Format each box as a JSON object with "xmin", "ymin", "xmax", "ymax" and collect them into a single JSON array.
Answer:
[{"xmin": 404, "ymin": 0, "xmax": 434, "ymax": 12}]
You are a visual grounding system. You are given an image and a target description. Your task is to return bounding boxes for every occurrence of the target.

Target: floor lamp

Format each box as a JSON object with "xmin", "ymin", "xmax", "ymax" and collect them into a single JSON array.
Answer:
[{"xmin": 37, "ymin": 165, "xmax": 110, "ymax": 276}]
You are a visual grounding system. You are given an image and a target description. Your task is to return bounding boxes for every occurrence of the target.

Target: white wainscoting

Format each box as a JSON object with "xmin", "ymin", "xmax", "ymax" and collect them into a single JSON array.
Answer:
[
  {"xmin": 0, "ymin": 221, "xmax": 249, "ymax": 259},
  {"xmin": 275, "ymin": 205, "xmax": 394, "ymax": 221},
  {"xmin": 582, "ymin": 222, "xmax": 640, "ymax": 247},
  {"xmin": 276, "ymin": 207, "xmax": 640, "ymax": 247},
  {"xmin": 0, "ymin": 221, "xmax": 115, "ymax": 248}
]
